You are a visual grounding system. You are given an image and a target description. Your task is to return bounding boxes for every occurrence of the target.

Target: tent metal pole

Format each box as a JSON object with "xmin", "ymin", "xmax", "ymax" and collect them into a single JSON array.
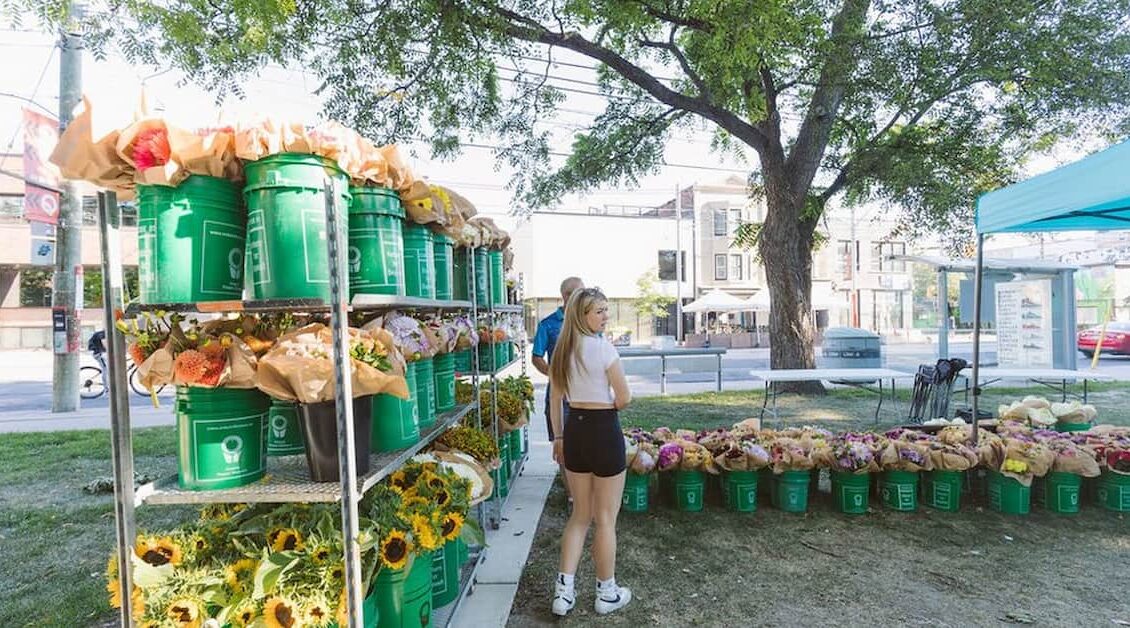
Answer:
[
  {"xmin": 938, "ymin": 268, "xmax": 949, "ymax": 359},
  {"xmin": 970, "ymin": 234, "xmax": 985, "ymax": 444}
]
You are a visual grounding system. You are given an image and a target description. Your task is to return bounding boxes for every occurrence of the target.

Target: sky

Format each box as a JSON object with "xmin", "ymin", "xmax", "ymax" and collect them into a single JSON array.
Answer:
[{"xmin": 0, "ymin": 16, "xmax": 1109, "ymax": 248}]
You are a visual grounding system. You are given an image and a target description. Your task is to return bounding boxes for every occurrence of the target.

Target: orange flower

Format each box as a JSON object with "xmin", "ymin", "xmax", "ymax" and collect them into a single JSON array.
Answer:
[{"xmin": 174, "ymin": 350, "xmax": 210, "ymax": 383}]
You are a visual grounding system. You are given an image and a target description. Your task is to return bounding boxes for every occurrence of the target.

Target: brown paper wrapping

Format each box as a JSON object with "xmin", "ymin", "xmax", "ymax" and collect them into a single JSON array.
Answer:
[
  {"xmin": 878, "ymin": 440, "xmax": 933, "ymax": 472},
  {"xmin": 49, "ymin": 96, "xmax": 136, "ymax": 198},
  {"xmin": 430, "ymin": 451, "xmax": 494, "ymax": 506},
  {"xmin": 136, "ymin": 333, "xmax": 259, "ymax": 392},
  {"xmin": 256, "ymin": 324, "xmax": 409, "ymax": 404},
  {"xmin": 400, "ymin": 181, "xmax": 449, "ymax": 225}
]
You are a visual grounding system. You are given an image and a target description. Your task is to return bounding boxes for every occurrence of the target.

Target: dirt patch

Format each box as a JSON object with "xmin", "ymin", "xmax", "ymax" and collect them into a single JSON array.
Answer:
[{"xmin": 510, "ymin": 478, "xmax": 1129, "ymax": 627}]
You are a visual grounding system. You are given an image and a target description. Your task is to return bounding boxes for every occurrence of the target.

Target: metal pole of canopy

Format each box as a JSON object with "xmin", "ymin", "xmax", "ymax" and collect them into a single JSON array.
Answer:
[
  {"xmin": 324, "ymin": 181, "xmax": 363, "ymax": 626},
  {"xmin": 970, "ymin": 234, "xmax": 985, "ymax": 445},
  {"xmin": 99, "ymin": 190, "xmax": 137, "ymax": 625}
]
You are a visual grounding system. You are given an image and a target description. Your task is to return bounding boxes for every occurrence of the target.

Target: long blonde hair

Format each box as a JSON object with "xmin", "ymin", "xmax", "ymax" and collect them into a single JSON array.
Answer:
[{"xmin": 549, "ymin": 288, "xmax": 607, "ymax": 398}]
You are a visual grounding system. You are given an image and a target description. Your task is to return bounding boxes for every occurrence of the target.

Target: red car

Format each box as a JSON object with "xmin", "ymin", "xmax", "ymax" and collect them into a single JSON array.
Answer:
[{"xmin": 1078, "ymin": 322, "xmax": 1130, "ymax": 357}]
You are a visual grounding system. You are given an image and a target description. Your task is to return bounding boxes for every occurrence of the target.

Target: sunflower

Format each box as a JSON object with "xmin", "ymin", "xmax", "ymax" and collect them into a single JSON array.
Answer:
[
  {"xmin": 420, "ymin": 470, "xmax": 444, "ymax": 491},
  {"xmin": 411, "ymin": 513, "xmax": 440, "ymax": 551},
  {"xmin": 106, "ymin": 554, "xmax": 121, "ymax": 607},
  {"xmin": 270, "ymin": 528, "xmax": 305, "ymax": 553},
  {"xmin": 135, "ymin": 535, "xmax": 183, "ymax": 567},
  {"xmin": 308, "ymin": 540, "xmax": 333, "ymax": 565},
  {"xmin": 379, "ymin": 530, "xmax": 411, "ymax": 570},
  {"xmin": 335, "ymin": 588, "xmax": 349, "ymax": 627},
  {"xmin": 130, "ymin": 587, "xmax": 146, "ymax": 622},
  {"xmin": 199, "ymin": 503, "xmax": 232, "ymax": 521},
  {"xmin": 263, "ymin": 596, "xmax": 300, "ymax": 628},
  {"xmin": 303, "ymin": 597, "xmax": 333, "ymax": 627},
  {"xmin": 389, "ymin": 470, "xmax": 410, "ymax": 492},
  {"xmin": 402, "ymin": 495, "xmax": 429, "ymax": 510},
  {"xmin": 433, "ymin": 488, "xmax": 451, "ymax": 507},
  {"xmin": 166, "ymin": 597, "xmax": 204, "ymax": 627},
  {"xmin": 224, "ymin": 558, "xmax": 258, "ymax": 594},
  {"xmin": 322, "ymin": 561, "xmax": 345, "ymax": 586},
  {"xmin": 229, "ymin": 599, "xmax": 259, "ymax": 628},
  {"xmin": 441, "ymin": 512, "xmax": 465, "ymax": 542}
]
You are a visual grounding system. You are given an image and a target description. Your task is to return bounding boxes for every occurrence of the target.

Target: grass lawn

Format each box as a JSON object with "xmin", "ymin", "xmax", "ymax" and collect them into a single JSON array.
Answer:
[
  {"xmin": 0, "ymin": 427, "xmax": 191, "ymax": 628},
  {"xmin": 508, "ymin": 385, "xmax": 1130, "ymax": 627}
]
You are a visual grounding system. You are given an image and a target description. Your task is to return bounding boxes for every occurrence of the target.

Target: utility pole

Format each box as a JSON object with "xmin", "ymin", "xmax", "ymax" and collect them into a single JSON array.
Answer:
[
  {"xmin": 675, "ymin": 183, "xmax": 683, "ymax": 342},
  {"xmin": 52, "ymin": 1, "xmax": 84, "ymax": 412}
]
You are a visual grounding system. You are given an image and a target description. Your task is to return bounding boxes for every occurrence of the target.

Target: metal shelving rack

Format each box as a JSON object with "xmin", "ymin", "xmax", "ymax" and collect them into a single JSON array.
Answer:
[{"xmin": 97, "ymin": 183, "xmax": 486, "ymax": 627}]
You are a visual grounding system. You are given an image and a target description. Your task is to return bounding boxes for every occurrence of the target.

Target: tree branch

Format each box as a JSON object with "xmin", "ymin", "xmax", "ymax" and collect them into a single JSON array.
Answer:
[
  {"xmin": 625, "ymin": 0, "xmax": 714, "ymax": 33},
  {"xmin": 480, "ymin": 2, "xmax": 768, "ymax": 153},
  {"xmin": 786, "ymin": 0, "xmax": 872, "ymax": 194},
  {"xmin": 638, "ymin": 24, "xmax": 710, "ymax": 99}
]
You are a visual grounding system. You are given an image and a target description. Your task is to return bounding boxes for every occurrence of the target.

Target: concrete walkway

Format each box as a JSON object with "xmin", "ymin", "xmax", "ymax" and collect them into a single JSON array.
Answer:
[{"xmin": 449, "ymin": 386, "xmax": 556, "ymax": 627}]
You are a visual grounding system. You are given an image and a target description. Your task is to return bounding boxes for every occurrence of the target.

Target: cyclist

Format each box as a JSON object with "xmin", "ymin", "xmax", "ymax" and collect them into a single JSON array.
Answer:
[{"xmin": 88, "ymin": 330, "xmax": 108, "ymax": 390}]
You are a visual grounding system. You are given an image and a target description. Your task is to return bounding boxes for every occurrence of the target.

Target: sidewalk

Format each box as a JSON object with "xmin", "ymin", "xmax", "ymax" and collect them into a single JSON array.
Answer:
[{"xmin": 449, "ymin": 385, "xmax": 556, "ymax": 628}]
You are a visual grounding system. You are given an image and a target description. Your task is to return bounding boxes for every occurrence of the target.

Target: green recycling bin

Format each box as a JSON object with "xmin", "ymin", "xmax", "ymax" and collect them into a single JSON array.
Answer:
[
  {"xmin": 140, "ymin": 175, "xmax": 246, "ymax": 303},
  {"xmin": 243, "ymin": 153, "xmax": 351, "ymax": 301},
  {"xmin": 348, "ymin": 185, "xmax": 405, "ymax": 297},
  {"xmin": 175, "ymin": 386, "xmax": 270, "ymax": 490},
  {"xmin": 371, "ymin": 362, "xmax": 419, "ymax": 453}
]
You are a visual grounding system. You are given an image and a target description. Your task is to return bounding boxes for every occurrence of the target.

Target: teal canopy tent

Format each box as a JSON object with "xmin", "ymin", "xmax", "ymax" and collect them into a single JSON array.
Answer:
[{"xmin": 970, "ymin": 138, "xmax": 1130, "ymax": 436}]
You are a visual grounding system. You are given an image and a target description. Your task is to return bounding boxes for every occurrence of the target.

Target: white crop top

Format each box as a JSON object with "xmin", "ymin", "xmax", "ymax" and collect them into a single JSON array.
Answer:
[{"xmin": 565, "ymin": 335, "xmax": 620, "ymax": 404}]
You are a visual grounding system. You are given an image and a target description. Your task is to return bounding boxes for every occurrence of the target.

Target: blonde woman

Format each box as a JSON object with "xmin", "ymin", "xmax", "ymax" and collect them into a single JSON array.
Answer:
[{"xmin": 548, "ymin": 288, "xmax": 633, "ymax": 616}]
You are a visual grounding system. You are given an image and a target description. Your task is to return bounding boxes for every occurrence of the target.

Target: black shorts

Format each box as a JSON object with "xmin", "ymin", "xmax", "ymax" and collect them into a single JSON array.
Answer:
[{"xmin": 562, "ymin": 407, "xmax": 626, "ymax": 477}]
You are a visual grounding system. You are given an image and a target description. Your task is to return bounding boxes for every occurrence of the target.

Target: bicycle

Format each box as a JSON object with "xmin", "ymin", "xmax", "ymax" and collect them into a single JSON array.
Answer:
[{"xmin": 79, "ymin": 353, "xmax": 166, "ymax": 399}]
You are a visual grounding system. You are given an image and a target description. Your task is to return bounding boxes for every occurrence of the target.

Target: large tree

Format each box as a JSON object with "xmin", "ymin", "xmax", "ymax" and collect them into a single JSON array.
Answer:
[{"xmin": 26, "ymin": 0, "xmax": 1130, "ymax": 386}]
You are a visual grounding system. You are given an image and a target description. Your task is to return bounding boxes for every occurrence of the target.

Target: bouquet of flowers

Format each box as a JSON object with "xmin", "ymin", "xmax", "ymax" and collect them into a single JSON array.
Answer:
[
  {"xmin": 425, "ymin": 317, "xmax": 460, "ymax": 355},
  {"xmin": 120, "ymin": 314, "xmax": 262, "ymax": 396},
  {"xmin": 998, "ymin": 396, "xmax": 1056, "ymax": 428},
  {"xmin": 434, "ymin": 425, "xmax": 501, "ymax": 469},
  {"xmin": 370, "ymin": 312, "xmax": 434, "ymax": 362},
  {"xmin": 826, "ymin": 433, "xmax": 883, "ymax": 475},
  {"xmin": 450, "ymin": 315, "xmax": 478, "ymax": 351},
  {"xmin": 714, "ymin": 438, "xmax": 770, "ymax": 473},
  {"xmin": 878, "ymin": 438, "xmax": 933, "ymax": 473},
  {"xmin": 997, "ymin": 435, "xmax": 1055, "ymax": 485},
  {"xmin": 412, "ymin": 451, "xmax": 494, "ymax": 505},
  {"xmin": 1049, "ymin": 401, "xmax": 1098, "ymax": 425},
  {"xmin": 624, "ymin": 429, "xmax": 659, "ymax": 474},
  {"xmin": 924, "ymin": 426, "xmax": 979, "ymax": 472},
  {"xmin": 256, "ymin": 323, "xmax": 409, "ymax": 403}
]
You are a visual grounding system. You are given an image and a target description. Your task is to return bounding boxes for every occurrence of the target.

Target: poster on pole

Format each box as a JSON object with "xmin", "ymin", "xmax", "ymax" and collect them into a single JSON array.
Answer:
[
  {"xmin": 995, "ymin": 279, "xmax": 1053, "ymax": 368},
  {"xmin": 22, "ymin": 108, "xmax": 62, "ymax": 224}
]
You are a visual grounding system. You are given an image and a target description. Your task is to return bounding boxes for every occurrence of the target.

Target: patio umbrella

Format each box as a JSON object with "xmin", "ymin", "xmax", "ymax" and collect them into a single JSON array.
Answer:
[{"xmin": 682, "ymin": 288, "xmax": 748, "ymax": 313}]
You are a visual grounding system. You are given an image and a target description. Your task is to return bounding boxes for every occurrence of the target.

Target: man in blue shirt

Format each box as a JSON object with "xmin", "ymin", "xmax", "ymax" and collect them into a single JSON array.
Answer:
[{"xmin": 532, "ymin": 277, "xmax": 584, "ymax": 494}]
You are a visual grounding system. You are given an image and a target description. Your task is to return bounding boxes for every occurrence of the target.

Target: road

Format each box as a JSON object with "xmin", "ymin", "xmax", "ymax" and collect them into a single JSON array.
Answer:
[{"xmin": 3, "ymin": 342, "xmax": 1129, "ymax": 431}]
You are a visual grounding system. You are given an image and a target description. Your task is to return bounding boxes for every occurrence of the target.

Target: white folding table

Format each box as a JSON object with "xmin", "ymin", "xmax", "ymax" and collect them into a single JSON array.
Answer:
[
  {"xmin": 958, "ymin": 368, "xmax": 1114, "ymax": 404},
  {"xmin": 749, "ymin": 368, "xmax": 917, "ymax": 424}
]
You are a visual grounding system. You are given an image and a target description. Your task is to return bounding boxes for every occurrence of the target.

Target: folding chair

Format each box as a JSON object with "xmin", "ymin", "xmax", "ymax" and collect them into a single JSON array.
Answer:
[{"xmin": 906, "ymin": 358, "xmax": 968, "ymax": 424}]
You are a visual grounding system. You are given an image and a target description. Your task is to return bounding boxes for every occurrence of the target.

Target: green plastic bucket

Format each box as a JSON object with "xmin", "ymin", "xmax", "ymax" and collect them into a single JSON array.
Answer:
[
  {"xmin": 988, "ymin": 471, "xmax": 1030, "ymax": 515},
  {"xmin": 371, "ymin": 362, "xmax": 419, "ymax": 453},
  {"xmin": 622, "ymin": 471, "xmax": 649, "ymax": 512},
  {"xmin": 452, "ymin": 247, "xmax": 471, "ymax": 302},
  {"xmin": 726, "ymin": 470, "xmax": 758, "ymax": 513},
  {"xmin": 473, "ymin": 248, "xmax": 489, "ymax": 305},
  {"xmin": 266, "ymin": 399, "xmax": 304, "ymax": 456},
  {"xmin": 832, "ymin": 471, "xmax": 870, "ymax": 515},
  {"xmin": 433, "ymin": 233, "xmax": 455, "ymax": 301},
  {"xmin": 881, "ymin": 471, "xmax": 919, "ymax": 511},
  {"xmin": 348, "ymin": 186, "xmax": 405, "ymax": 297},
  {"xmin": 138, "ymin": 176, "xmax": 246, "ymax": 303},
  {"xmin": 174, "ymin": 386, "xmax": 269, "ymax": 490},
  {"xmin": 1037, "ymin": 471, "xmax": 1081, "ymax": 514},
  {"xmin": 674, "ymin": 470, "xmax": 705, "ymax": 512},
  {"xmin": 136, "ymin": 198, "xmax": 158, "ymax": 303},
  {"xmin": 403, "ymin": 223, "xmax": 436, "ymax": 299},
  {"xmin": 1056, "ymin": 422, "xmax": 1092, "ymax": 433},
  {"xmin": 477, "ymin": 343, "xmax": 495, "ymax": 372},
  {"xmin": 494, "ymin": 342, "xmax": 509, "ymax": 370},
  {"xmin": 772, "ymin": 470, "xmax": 810, "ymax": 513},
  {"xmin": 488, "ymin": 249, "xmax": 505, "ymax": 305},
  {"xmin": 431, "ymin": 538, "xmax": 465, "ymax": 608},
  {"xmin": 453, "ymin": 349, "xmax": 473, "ymax": 374},
  {"xmin": 507, "ymin": 429, "xmax": 523, "ymax": 474},
  {"xmin": 375, "ymin": 551, "xmax": 433, "ymax": 628},
  {"xmin": 433, "ymin": 352, "xmax": 456, "ymax": 412},
  {"xmin": 414, "ymin": 357, "xmax": 436, "ymax": 429},
  {"xmin": 243, "ymin": 153, "xmax": 350, "ymax": 301},
  {"xmin": 493, "ymin": 437, "xmax": 510, "ymax": 499},
  {"xmin": 922, "ymin": 470, "xmax": 962, "ymax": 512},
  {"xmin": 1097, "ymin": 470, "xmax": 1130, "ymax": 512}
]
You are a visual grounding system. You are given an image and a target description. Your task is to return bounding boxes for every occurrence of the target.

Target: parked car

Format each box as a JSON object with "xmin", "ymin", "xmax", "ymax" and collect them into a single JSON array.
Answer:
[{"xmin": 1078, "ymin": 321, "xmax": 1130, "ymax": 357}]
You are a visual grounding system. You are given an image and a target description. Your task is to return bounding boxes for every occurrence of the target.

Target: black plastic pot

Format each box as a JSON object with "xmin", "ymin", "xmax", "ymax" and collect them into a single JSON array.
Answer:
[{"xmin": 297, "ymin": 395, "xmax": 373, "ymax": 482}]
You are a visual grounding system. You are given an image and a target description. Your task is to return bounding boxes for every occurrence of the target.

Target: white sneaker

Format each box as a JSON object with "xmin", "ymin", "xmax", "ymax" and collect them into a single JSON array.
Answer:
[
  {"xmin": 594, "ymin": 585, "xmax": 632, "ymax": 615},
  {"xmin": 551, "ymin": 589, "xmax": 576, "ymax": 616}
]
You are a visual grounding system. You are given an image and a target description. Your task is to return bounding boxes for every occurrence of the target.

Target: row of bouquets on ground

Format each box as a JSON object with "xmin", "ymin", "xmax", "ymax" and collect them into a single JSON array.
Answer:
[
  {"xmin": 620, "ymin": 406, "xmax": 1130, "ymax": 516},
  {"xmin": 118, "ymin": 310, "xmax": 526, "ymax": 488},
  {"xmin": 107, "ymin": 457, "xmax": 492, "ymax": 628}
]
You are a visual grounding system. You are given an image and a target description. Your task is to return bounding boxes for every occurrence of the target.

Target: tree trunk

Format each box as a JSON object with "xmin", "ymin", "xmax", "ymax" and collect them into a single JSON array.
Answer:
[{"xmin": 758, "ymin": 176, "xmax": 824, "ymax": 394}]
